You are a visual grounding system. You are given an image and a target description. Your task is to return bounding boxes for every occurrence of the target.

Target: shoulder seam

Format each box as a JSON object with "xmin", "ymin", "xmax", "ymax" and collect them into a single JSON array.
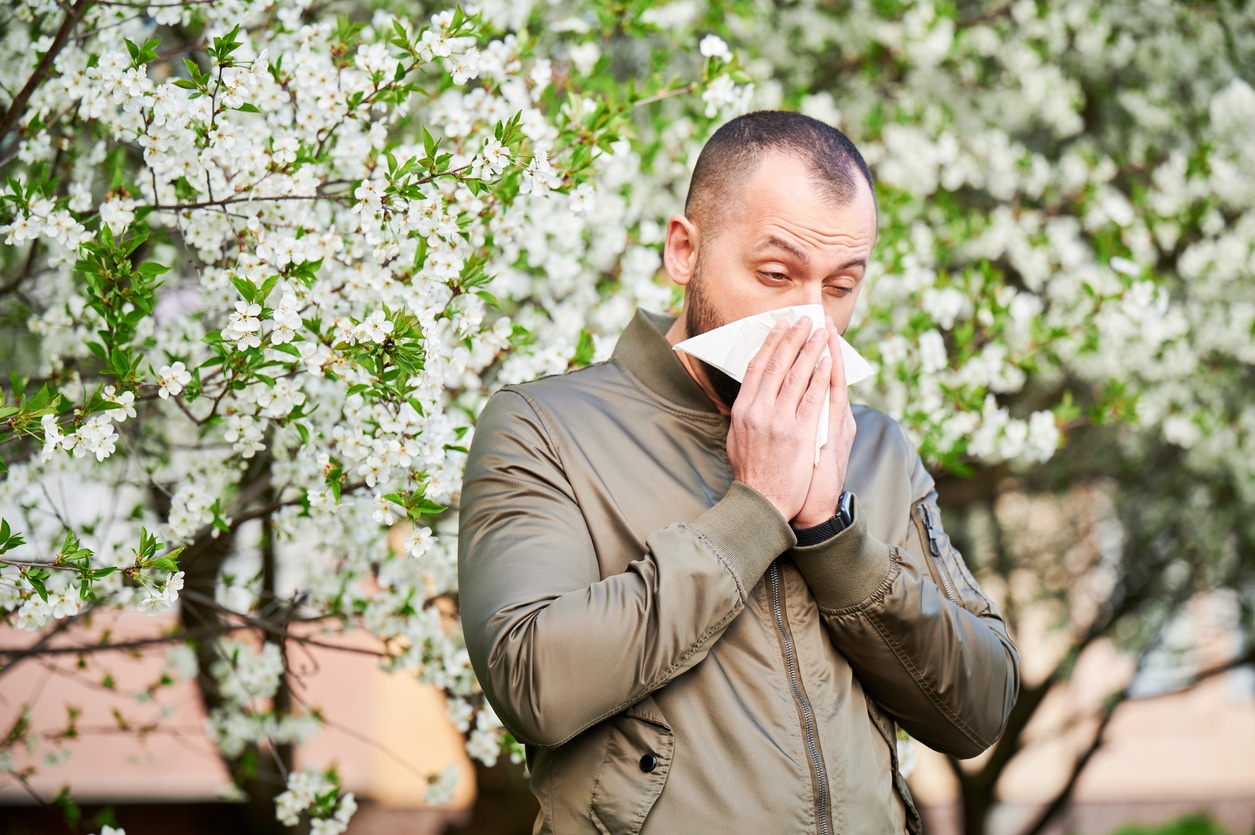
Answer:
[{"xmin": 498, "ymin": 385, "xmax": 563, "ymax": 459}]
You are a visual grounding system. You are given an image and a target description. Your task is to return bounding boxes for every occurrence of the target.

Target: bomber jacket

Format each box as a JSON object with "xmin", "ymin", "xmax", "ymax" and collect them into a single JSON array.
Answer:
[{"xmin": 458, "ymin": 310, "xmax": 1020, "ymax": 835}]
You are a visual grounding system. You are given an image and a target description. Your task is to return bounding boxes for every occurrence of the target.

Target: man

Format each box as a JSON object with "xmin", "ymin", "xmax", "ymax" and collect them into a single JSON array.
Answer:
[{"xmin": 458, "ymin": 111, "xmax": 1019, "ymax": 834}]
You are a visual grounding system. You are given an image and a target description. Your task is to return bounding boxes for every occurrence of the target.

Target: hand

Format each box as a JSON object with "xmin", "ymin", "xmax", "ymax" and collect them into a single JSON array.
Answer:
[
  {"xmin": 727, "ymin": 316, "xmax": 832, "ymax": 522},
  {"xmin": 792, "ymin": 316, "xmax": 857, "ymax": 529}
]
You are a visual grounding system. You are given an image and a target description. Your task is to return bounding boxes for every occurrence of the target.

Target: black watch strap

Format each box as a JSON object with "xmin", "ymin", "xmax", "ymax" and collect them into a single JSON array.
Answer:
[{"xmin": 793, "ymin": 491, "xmax": 854, "ymax": 547}]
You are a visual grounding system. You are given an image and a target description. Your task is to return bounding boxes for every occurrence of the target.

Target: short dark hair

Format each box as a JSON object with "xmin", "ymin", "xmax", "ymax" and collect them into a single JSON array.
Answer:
[{"xmin": 683, "ymin": 111, "xmax": 875, "ymax": 239}]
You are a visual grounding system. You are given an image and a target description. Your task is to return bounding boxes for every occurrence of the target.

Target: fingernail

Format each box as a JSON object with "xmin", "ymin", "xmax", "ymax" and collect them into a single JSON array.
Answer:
[{"xmin": 771, "ymin": 320, "xmax": 788, "ymax": 332}]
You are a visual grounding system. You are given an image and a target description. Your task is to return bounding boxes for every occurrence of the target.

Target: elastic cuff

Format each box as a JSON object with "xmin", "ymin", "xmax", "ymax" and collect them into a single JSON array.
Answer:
[
  {"xmin": 791, "ymin": 494, "xmax": 893, "ymax": 610},
  {"xmin": 689, "ymin": 481, "xmax": 795, "ymax": 593}
]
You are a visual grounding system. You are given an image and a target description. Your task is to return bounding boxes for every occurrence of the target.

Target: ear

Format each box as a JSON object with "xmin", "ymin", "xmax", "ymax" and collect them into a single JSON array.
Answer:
[{"xmin": 663, "ymin": 214, "xmax": 700, "ymax": 287}]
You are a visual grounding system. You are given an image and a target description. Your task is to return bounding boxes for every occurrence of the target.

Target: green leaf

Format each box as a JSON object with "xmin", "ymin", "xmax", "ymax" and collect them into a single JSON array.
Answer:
[
  {"xmin": 270, "ymin": 342, "xmax": 302, "ymax": 358},
  {"xmin": 258, "ymin": 274, "xmax": 280, "ymax": 303},
  {"xmin": 211, "ymin": 24, "xmax": 244, "ymax": 63},
  {"xmin": 53, "ymin": 786, "xmax": 81, "ymax": 829},
  {"xmin": 9, "ymin": 371, "xmax": 26, "ymax": 400},
  {"xmin": 110, "ymin": 350, "xmax": 131, "ymax": 378},
  {"xmin": 572, "ymin": 330, "xmax": 596, "ymax": 367},
  {"xmin": 27, "ymin": 574, "xmax": 49, "ymax": 603},
  {"xmin": 136, "ymin": 261, "xmax": 169, "ymax": 278},
  {"xmin": 0, "ymin": 520, "xmax": 24, "ymax": 554},
  {"xmin": 230, "ymin": 276, "xmax": 257, "ymax": 304}
]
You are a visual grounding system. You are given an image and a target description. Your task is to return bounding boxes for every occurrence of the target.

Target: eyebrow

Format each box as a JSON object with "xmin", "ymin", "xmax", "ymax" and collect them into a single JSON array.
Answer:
[
  {"xmin": 754, "ymin": 235, "xmax": 867, "ymax": 275},
  {"xmin": 755, "ymin": 235, "xmax": 810, "ymax": 263}
]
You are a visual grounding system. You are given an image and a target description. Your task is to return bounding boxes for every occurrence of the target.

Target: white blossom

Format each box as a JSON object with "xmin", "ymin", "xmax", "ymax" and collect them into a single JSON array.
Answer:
[
  {"xmin": 699, "ymin": 34, "xmax": 732, "ymax": 62},
  {"xmin": 424, "ymin": 763, "xmax": 460, "ymax": 805},
  {"xmin": 157, "ymin": 362, "xmax": 192, "ymax": 399},
  {"xmin": 224, "ymin": 302, "xmax": 264, "ymax": 350}
]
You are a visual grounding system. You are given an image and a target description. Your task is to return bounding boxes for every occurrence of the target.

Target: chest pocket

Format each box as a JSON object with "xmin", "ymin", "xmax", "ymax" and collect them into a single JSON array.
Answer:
[{"xmin": 588, "ymin": 697, "xmax": 673, "ymax": 835}]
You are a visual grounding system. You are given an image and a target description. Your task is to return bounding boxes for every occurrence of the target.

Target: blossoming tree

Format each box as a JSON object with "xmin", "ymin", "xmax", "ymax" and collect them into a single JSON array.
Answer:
[
  {"xmin": 0, "ymin": 0, "xmax": 747, "ymax": 830},
  {"xmin": 2, "ymin": 0, "xmax": 1253, "ymax": 833}
]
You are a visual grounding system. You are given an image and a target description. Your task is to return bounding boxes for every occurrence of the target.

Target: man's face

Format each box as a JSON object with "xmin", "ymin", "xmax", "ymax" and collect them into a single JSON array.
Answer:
[
  {"xmin": 685, "ymin": 257, "xmax": 746, "ymax": 408},
  {"xmin": 674, "ymin": 151, "xmax": 878, "ymax": 409}
]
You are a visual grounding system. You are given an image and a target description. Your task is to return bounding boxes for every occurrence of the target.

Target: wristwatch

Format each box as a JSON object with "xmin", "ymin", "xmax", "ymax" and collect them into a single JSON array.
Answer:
[{"xmin": 793, "ymin": 491, "xmax": 854, "ymax": 547}]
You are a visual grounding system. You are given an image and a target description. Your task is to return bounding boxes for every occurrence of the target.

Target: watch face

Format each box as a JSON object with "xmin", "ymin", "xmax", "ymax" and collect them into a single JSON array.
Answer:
[{"xmin": 837, "ymin": 492, "xmax": 854, "ymax": 528}]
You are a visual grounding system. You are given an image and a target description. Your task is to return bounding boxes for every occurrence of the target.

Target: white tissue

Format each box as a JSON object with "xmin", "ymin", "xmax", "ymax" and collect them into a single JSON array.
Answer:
[{"xmin": 673, "ymin": 304, "xmax": 873, "ymax": 463}]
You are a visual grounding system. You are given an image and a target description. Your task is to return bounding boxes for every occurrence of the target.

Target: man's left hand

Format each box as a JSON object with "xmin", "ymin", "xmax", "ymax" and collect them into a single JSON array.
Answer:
[{"xmin": 792, "ymin": 316, "xmax": 857, "ymax": 530}]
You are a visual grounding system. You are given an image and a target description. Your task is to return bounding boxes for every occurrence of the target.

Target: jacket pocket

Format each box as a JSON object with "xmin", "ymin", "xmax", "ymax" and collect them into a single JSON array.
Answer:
[
  {"xmin": 866, "ymin": 697, "xmax": 923, "ymax": 835},
  {"xmin": 911, "ymin": 494, "xmax": 992, "ymax": 616},
  {"xmin": 588, "ymin": 697, "xmax": 673, "ymax": 835}
]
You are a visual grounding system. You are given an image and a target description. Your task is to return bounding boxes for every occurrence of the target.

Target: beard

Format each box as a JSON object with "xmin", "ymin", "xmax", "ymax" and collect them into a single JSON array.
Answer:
[{"xmin": 685, "ymin": 264, "xmax": 743, "ymax": 409}]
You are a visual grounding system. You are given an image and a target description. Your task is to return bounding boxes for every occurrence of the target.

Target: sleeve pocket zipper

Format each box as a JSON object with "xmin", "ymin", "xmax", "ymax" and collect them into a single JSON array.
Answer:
[{"xmin": 915, "ymin": 502, "xmax": 959, "ymax": 603}]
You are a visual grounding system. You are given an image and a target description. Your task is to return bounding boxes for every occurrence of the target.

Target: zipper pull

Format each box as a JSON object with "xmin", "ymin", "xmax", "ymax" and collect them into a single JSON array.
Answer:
[{"xmin": 918, "ymin": 504, "xmax": 941, "ymax": 557}]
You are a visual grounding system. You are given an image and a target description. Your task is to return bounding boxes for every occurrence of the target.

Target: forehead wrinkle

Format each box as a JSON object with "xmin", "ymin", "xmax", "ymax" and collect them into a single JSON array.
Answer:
[
  {"xmin": 753, "ymin": 219, "xmax": 873, "ymax": 280},
  {"xmin": 754, "ymin": 234, "xmax": 811, "ymax": 263},
  {"xmin": 761, "ymin": 217, "xmax": 875, "ymax": 254}
]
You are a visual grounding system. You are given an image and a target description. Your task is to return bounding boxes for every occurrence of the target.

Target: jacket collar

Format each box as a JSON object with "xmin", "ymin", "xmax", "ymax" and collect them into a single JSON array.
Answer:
[{"xmin": 611, "ymin": 309, "xmax": 723, "ymax": 415}]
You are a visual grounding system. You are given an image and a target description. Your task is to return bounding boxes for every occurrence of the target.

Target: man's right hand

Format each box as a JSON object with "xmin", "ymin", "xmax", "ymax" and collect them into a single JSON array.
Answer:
[{"xmin": 727, "ymin": 316, "xmax": 832, "ymax": 522}]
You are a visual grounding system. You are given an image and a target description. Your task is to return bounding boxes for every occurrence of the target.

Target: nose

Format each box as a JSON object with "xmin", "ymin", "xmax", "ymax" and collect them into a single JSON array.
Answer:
[{"xmin": 796, "ymin": 283, "xmax": 825, "ymax": 310}]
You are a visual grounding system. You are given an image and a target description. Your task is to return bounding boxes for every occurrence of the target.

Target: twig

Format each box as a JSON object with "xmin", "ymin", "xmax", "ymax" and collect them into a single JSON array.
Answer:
[
  {"xmin": 632, "ymin": 82, "xmax": 699, "ymax": 109},
  {"xmin": 0, "ymin": 0, "xmax": 93, "ymax": 149}
]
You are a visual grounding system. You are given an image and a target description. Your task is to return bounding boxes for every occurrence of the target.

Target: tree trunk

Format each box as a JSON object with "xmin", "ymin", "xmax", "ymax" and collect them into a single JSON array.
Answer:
[{"xmin": 166, "ymin": 456, "xmax": 290, "ymax": 835}]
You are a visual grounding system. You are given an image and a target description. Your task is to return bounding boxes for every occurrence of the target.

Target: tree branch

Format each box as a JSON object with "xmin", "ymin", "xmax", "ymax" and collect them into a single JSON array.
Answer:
[
  {"xmin": 0, "ymin": 0, "xmax": 93, "ymax": 152},
  {"xmin": 1017, "ymin": 688, "xmax": 1124, "ymax": 835}
]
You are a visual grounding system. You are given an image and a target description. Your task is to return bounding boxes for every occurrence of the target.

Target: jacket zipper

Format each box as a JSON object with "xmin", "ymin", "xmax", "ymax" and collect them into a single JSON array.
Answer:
[
  {"xmin": 916, "ymin": 503, "xmax": 959, "ymax": 602},
  {"xmin": 768, "ymin": 563, "xmax": 831, "ymax": 835}
]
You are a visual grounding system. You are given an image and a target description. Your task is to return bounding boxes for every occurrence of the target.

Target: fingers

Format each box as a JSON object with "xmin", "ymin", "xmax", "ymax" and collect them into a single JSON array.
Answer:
[
  {"xmin": 737, "ymin": 318, "xmax": 791, "ymax": 404},
  {"xmin": 741, "ymin": 316, "xmax": 828, "ymax": 413},
  {"xmin": 825, "ymin": 316, "xmax": 850, "ymax": 411},
  {"xmin": 775, "ymin": 325, "xmax": 830, "ymax": 411}
]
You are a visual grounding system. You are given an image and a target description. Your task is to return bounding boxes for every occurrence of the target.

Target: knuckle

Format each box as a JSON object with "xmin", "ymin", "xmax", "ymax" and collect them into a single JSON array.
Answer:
[{"xmin": 737, "ymin": 408, "xmax": 763, "ymax": 429}]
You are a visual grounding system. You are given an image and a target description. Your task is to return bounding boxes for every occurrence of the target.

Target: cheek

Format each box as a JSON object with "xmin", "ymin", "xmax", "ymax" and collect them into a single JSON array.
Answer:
[{"xmin": 822, "ymin": 298, "xmax": 858, "ymax": 331}]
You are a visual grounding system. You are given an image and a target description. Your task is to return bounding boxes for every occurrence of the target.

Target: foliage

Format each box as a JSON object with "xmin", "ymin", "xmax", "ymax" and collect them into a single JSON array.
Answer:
[
  {"xmin": 1110, "ymin": 814, "xmax": 1235, "ymax": 835},
  {"xmin": 0, "ymin": 0, "xmax": 745, "ymax": 828}
]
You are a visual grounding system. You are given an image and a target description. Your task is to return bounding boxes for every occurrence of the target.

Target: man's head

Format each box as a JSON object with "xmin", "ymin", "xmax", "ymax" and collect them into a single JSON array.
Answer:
[
  {"xmin": 683, "ymin": 111, "xmax": 876, "ymax": 244},
  {"xmin": 663, "ymin": 111, "xmax": 878, "ymax": 411}
]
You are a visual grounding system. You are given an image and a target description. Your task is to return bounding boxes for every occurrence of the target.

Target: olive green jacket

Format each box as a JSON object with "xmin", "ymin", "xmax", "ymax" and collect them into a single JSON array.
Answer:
[{"xmin": 459, "ymin": 310, "xmax": 1019, "ymax": 835}]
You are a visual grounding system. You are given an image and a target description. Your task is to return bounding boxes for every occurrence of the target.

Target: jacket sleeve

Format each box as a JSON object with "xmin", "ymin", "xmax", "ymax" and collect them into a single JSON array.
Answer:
[
  {"xmin": 790, "ymin": 460, "xmax": 1020, "ymax": 759},
  {"xmin": 457, "ymin": 388, "xmax": 795, "ymax": 749}
]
